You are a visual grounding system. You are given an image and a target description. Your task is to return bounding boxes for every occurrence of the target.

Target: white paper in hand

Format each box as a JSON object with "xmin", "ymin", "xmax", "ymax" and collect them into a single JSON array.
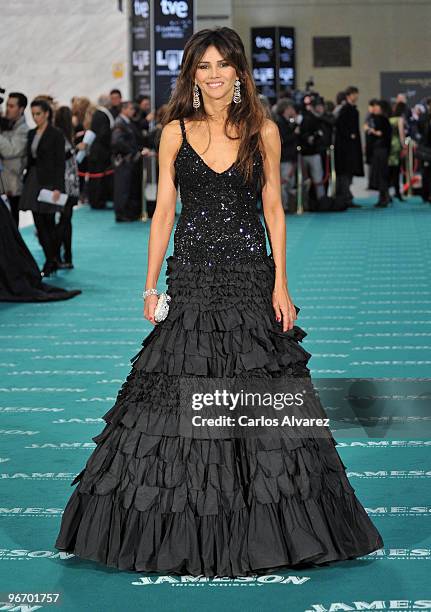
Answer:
[{"xmin": 37, "ymin": 189, "xmax": 68, "ymax": 207}]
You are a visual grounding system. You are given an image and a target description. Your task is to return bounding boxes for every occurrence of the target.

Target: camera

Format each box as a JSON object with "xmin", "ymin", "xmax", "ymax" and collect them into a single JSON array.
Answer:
[{"xmin": 305, "ymin": 77, "xmax": 315, "ymax": 92}]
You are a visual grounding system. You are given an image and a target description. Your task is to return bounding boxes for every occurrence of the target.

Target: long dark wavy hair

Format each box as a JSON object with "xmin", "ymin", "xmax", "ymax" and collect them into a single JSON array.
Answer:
[
  {"xmin": 161, "ymin": 27, "xmax": 268, "ymax": 186},
  {"xmin": 54, "ymin": 106, "xmax": 74, "ymax": 143}
]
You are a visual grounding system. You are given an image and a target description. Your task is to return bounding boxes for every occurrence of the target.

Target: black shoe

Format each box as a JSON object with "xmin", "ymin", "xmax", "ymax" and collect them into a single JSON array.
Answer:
[
  {"xmin": 57, "ymin": 261, "xmax": 74, "ymax": 269},
  {"xmin": 41, "ymin": 261, "xmax": 58, "ymax": 277},
  {"xmin": 115, "ymin": 215, "xmax": 135, "ymax": 222},
  {"xmin": 347, "ymin": 202, "xmax": 363, "ymax": 208},
  {"xmin": 374, "ymin": 200, "xmax": 389, "ymax": 208}
]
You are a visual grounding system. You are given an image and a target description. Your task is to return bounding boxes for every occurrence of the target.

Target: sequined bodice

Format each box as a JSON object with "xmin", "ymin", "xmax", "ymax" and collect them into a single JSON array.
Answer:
[{"xmin": 173, "ymin": 117, "xmax": 268, "ymax": 265}]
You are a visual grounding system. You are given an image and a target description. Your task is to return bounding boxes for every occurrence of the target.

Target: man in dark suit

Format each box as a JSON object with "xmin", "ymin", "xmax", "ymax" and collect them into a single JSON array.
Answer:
[
  {"xmin": 87, "ymin": 95, "xmax": 114, "ymax": 210},
  {"xmin": 298, "ymin": 94, "xmax": 326, "ymax": 201},
  {"xmin": 367, "ymin": 100, "xmax": 392, "ymax": 208},
  {"xmin": 334, "ymin": 86, "xmax": 364, "ymax": 208},
  {"xmin": 109, "ymin": 89, "xmax": 122, "ymax": 119},
  {"xmin": 111, "ymin": 101, "xmax": 142, "ymax": 222}
]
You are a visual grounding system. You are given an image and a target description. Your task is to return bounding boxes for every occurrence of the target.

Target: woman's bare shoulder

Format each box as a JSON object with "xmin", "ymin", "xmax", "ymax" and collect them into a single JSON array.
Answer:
[
  {"xmin": 161, "ymin": 118, "xmax": 182, "ymax": 137},
  {"xmin": 159, "ymin": 119, "xmax": 183, "ymax": 157},
  {"xmin": 260, "ymin": 117, "xmax": 279, "ymax": 140}
]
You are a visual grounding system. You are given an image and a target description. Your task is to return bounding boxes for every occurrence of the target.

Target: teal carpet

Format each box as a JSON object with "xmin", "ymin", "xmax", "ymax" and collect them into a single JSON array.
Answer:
[{"xmin": 1, "ymin": 197, "xmax": 430, "ymax": 611}]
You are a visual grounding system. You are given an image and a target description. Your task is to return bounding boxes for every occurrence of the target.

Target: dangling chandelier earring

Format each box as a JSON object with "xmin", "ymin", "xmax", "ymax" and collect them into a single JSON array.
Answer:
[
  {"xmin": 233, "ymin": 78, "xmax": 241, "ymax": 104},
  {"xmin": 193, "ymin": 84, "xmax": 200, "ymax": 109}
]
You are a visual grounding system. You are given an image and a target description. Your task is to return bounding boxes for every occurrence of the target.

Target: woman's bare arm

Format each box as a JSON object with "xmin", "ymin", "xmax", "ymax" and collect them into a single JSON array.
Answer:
[
  {"xmin": 261, "ymin": 118, "xmax": 287, "ymax": 287},
  {"xmin": 260, "ymin": 118, "xmax": 297, "ymax": 331},
  {"xmin": 143, "ymin": 120, "xmax": 181, "ymax": 323}
]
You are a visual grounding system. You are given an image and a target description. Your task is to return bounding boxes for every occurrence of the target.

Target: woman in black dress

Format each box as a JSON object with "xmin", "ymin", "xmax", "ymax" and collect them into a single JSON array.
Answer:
[
  {"xmin": 55, "ymin": 27, "xmax": 384, "ymax": 577},
  {"xmin": 54, "ymin": 106, "xmax": 80, "ymax": 268},
  {"xmin": 19, "ymin": 98, "xmax": 66, "ymax": 277}
]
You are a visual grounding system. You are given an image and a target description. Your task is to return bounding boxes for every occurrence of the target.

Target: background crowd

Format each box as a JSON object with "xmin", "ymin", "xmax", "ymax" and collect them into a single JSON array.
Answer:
[{"xmin": 1, "ymin": 84, "xmax": 431, "ymax": 285}]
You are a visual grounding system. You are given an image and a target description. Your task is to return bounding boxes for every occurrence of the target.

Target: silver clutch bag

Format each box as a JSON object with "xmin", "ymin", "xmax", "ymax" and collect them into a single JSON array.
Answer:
[{"xmin": 154, "ymin": 292, "xmax": 171, "ymax": 323}]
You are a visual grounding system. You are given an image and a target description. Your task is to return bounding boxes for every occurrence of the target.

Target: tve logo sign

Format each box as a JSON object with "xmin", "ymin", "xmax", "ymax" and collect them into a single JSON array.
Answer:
[
  {"xmin": 256, "ymin": 36, "xmax": 273, "ymax": 50},
  {"xmin": 134, "ymin": 0, "xmax": 149, "ymax": 17},
  {"xmin": 160, "ymin": 0, "xmax": 188, "ymax": 18},
  {"xmin": 280, "ymin": 35, "xmax": 294, "ymax": 49}
]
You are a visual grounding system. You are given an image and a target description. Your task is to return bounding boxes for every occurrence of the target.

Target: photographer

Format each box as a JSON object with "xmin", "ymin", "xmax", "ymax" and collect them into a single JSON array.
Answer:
[
  {"xmin": 274, "ymin": 98, "xmax": 299, "ymax": 212},
  {"xmin": 0, "ymin": 92, "xmax": 29, "ymax": 226}
]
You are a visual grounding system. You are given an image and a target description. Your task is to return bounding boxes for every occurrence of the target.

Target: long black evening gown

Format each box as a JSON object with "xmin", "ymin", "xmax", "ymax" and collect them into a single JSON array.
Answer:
[
  {"xmin": 0, "ymin": 198, "xmax": 81, "ymax": 302},
  {"xmin": 54, "ymin": 117, "xmax": 384, "ymax": 576}
]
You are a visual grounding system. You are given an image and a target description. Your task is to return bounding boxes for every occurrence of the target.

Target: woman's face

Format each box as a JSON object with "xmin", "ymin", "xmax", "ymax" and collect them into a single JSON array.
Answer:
[
  {"xmin": 32, "ymin": 106, "xmax": 49, "ymax": 127},
  {"xmin": 194, "ymin": 45, "xmax": 238, "ymax": 104}
]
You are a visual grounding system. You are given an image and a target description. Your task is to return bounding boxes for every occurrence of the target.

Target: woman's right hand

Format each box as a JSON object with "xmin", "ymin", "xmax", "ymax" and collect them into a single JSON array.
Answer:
[{"xmin": 144, "ymin": 294, "xmax": 158, "ymax": 325}]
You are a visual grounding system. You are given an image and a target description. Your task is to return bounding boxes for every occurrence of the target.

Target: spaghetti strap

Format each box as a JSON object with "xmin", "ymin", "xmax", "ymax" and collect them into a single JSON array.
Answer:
[{"xmin": 179, "ymin": 117, "xmax": 187, "ymax": 142}]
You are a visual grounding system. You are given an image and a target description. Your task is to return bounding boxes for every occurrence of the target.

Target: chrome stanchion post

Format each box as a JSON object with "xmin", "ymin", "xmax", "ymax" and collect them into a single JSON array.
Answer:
[
  {"xmin": 408, "ymin": 137, "xmax": 414, "ymax": 197},
  {"xmin": 296, "ymin": 145, "xmax": 303, "ymax": 215},
  {"xmin": 405, "ymin": 136, "xmax": 413, "ymax": 198},
  {"xmin": 329, "ymin": 144, "xmax": 336, "ymax": 198}
]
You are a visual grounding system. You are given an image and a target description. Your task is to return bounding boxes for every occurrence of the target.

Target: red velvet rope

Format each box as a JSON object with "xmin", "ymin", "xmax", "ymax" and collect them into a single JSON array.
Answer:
[{"xmin": 78, "ymin": 169, "xmax": 114, "ymax": 179}]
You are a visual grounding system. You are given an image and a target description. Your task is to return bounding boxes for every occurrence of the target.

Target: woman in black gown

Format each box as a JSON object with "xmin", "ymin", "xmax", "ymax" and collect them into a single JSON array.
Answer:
[
  {"xmin": 55, "ymin": 27, "xmax": 384, "ymax": 576},
  {"xmin": 0, "ymin": 197, "xmax": 81, "ymax": 302}
]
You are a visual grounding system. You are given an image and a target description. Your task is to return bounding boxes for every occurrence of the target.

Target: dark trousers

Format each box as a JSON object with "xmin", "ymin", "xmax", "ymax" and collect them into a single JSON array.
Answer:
[
  {"xmin": 8, "ymin": 195, "xmax": 20, "ymax": 227},
  {"xmin": 388, "ymin": 164, "xmax": 402, "ymax": 197},
  {"xmin": 87, "ymin": 155, "xmax": 113, "ymax": 209},
  {"xmin": 88, "ymin": 173, "xmax": 113, "ymax": 209},
  {"xmin": 55, "ymin": 196, "xmax": 77, "ymax": 262},
  {"xmin": 372, "ymin": 148, "xmax": 390, "ymax": 202},
  {"xmin": 32, "ymin": 211, "xmax": 57, "ymax": 266},
  {"xmin": 422, "ymin": 162, "xmax": 431, "ymax": 202},
  {"xmin": 336, "ymin": 173, "xmax": 353, "ymax": 204},
  {"xmin": 113, "ymin": 160, "xmax": 141, "ymax": 219}
]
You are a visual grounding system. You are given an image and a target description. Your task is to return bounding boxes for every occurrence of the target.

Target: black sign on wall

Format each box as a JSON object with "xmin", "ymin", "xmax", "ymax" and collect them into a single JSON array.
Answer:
[
  {"xmin": 381, "ymin": 71, "xmax": 431, "ymax": 106},
  {"xmin": 278, "ymin": 27, "xmax": 296, "ymax": 91},
  {"xmin": 130, "ymin": 0, "xmax": 195, "ymax": 111},
  {"xmin": 251, "ymin": 27, "xmax": 277, "ymax": 100},
  {"xmin": 251, "ymin": 27, "xmax": 296, "ymax": 103},
  {"xmin": 313, "ymin": 37, "xmax": 351, "ymax": 68},
  {"xmin": 130, "ymin": 0, "xmax": 152, "ymax": 99},
  {"xmin": 153, "ymin": 0, "xmax": 195, "ymax": 109}
]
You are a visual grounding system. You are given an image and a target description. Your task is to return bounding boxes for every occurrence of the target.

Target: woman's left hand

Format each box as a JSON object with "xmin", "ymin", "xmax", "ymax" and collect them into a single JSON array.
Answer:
[
  {"xmin": 52, "ymin": 190, "xmax": 61, "ymax": 203},
  {"xmin": 272, "ymin": 283, "xmax": 297, "ymax": 331}
]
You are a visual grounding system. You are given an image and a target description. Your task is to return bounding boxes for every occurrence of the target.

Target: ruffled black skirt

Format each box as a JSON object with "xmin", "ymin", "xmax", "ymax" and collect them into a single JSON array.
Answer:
[{"xmin": 54, "ymin": 254, "xmax": 384, "ymax": 576}]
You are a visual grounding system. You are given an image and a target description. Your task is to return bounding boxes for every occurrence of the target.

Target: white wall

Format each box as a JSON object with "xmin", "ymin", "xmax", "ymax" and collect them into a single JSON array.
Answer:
[{"xmin": 1, "ymin": 0, "xmax": 129, "ymax": 119}]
